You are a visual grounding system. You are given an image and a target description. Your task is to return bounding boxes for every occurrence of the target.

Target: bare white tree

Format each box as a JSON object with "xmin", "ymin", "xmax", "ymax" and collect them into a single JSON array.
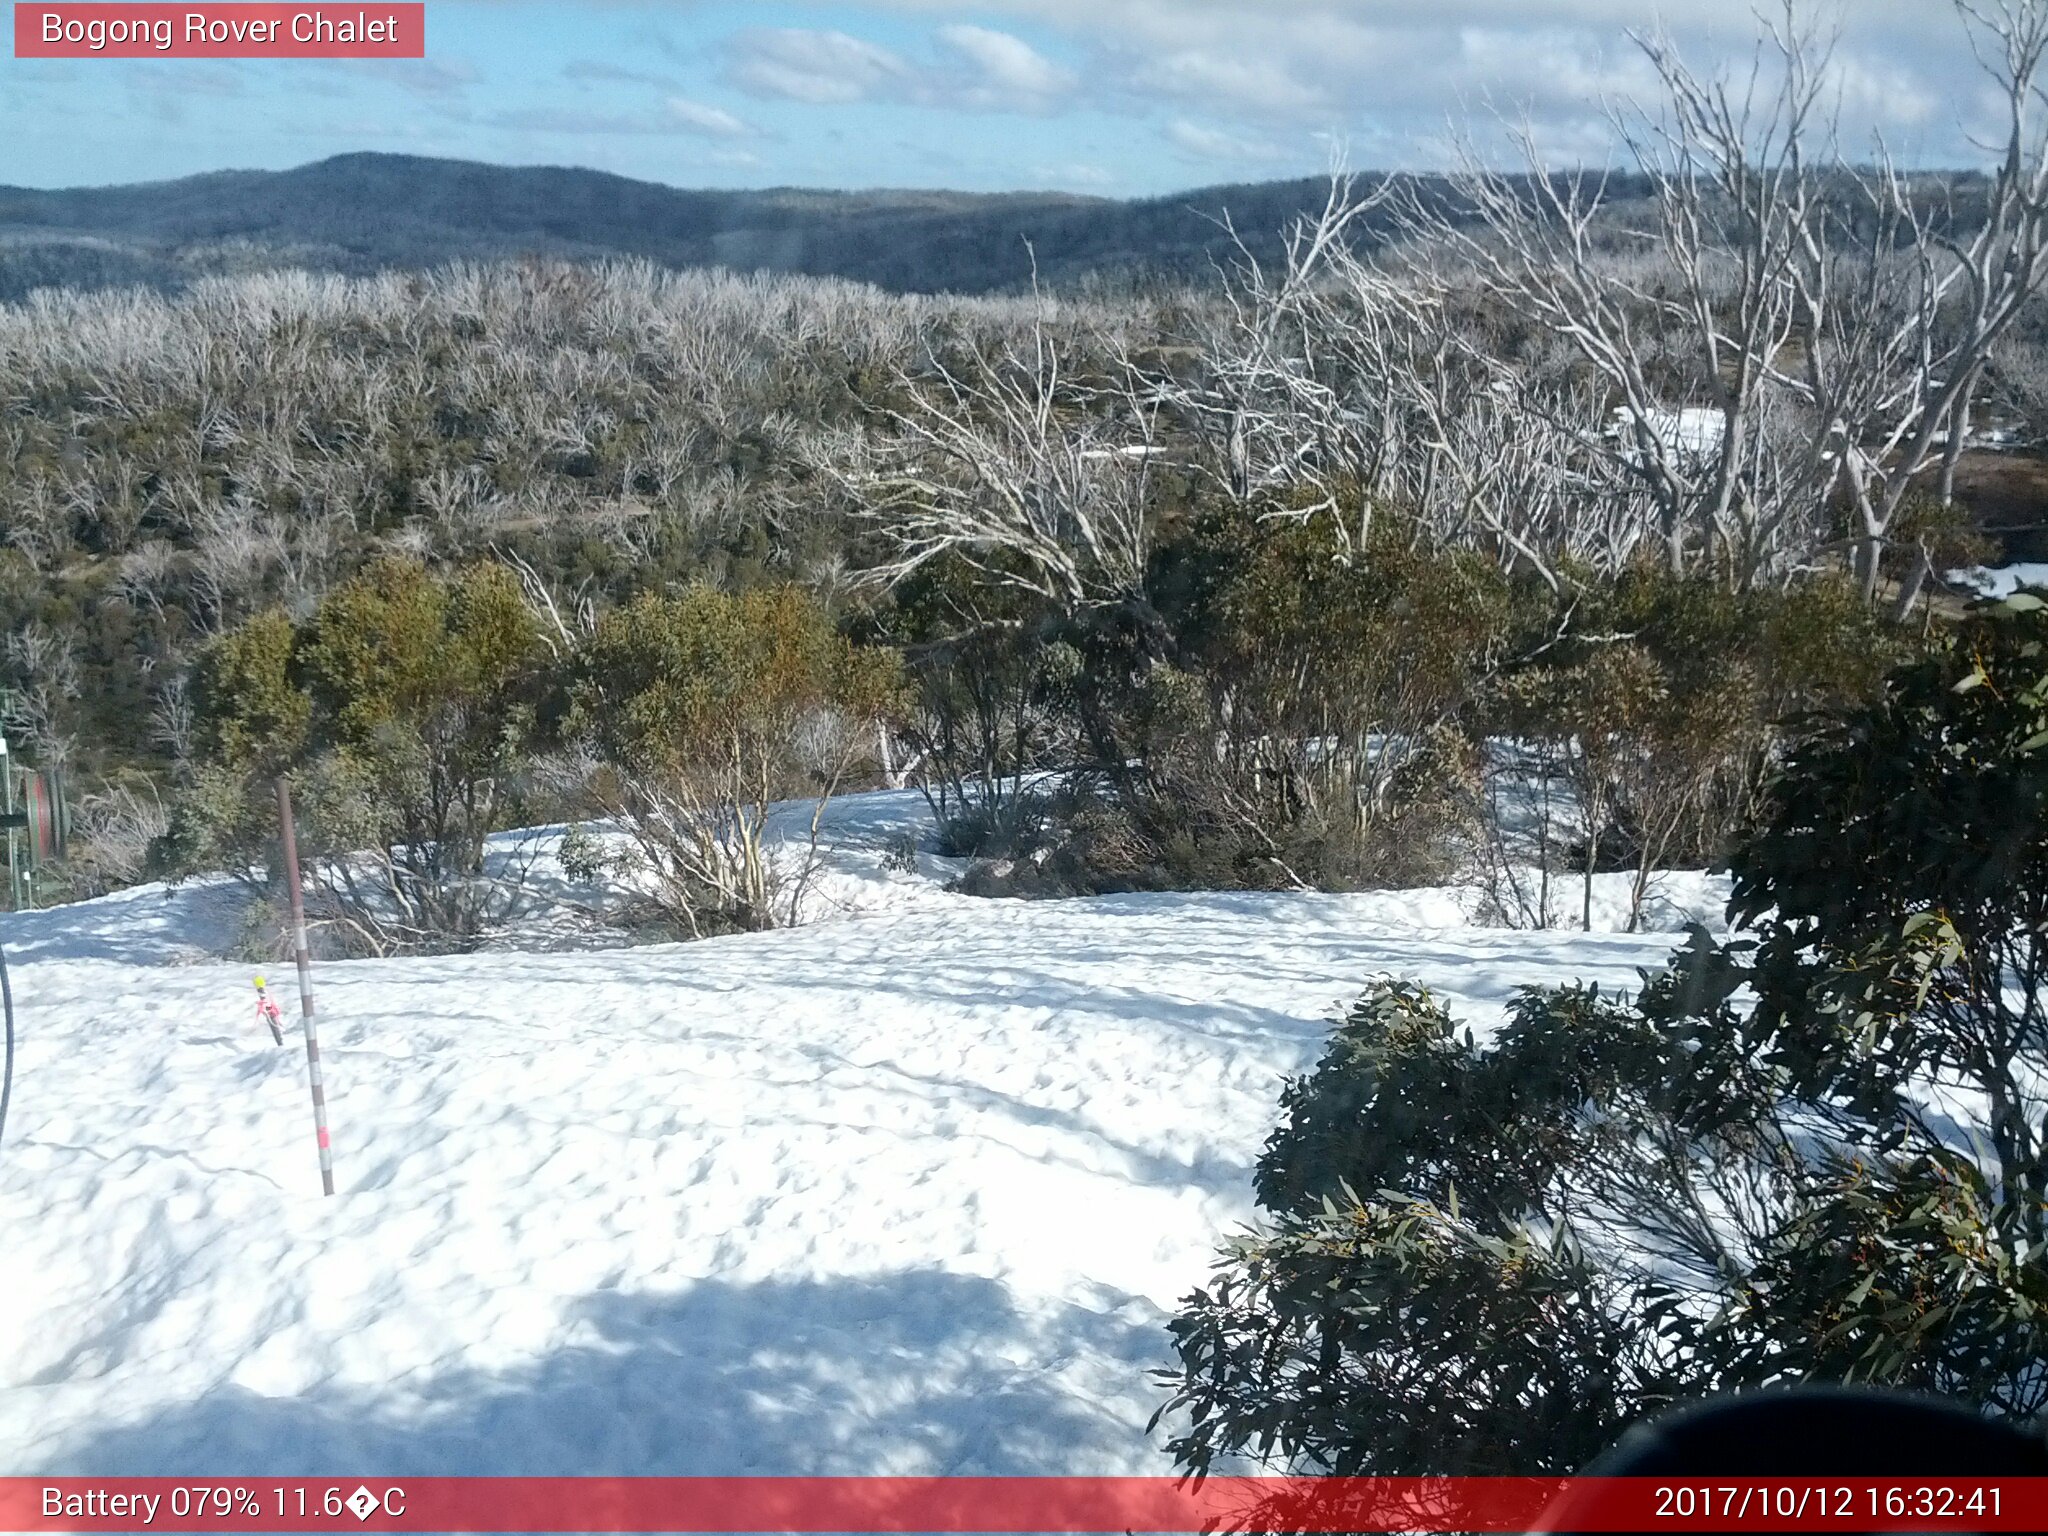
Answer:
[
  {"xmin": 111, "ymin": 539, "xmax": 183, "ymax": 621},
  {"xmin": 188, "ymin": 496, "xmax": 273, "ymax": 634},
  {"xmin": 1, "ymin": 619, "xmax": 82, "ymax": 768},
  {"xmin": 856, "ymin": 307, "xmax": 1163, "ymax": 616},
  {"xmin": 1409, "ymin": 0, "xmax": 2048, "ymax": 599},
  {"xmin": 149, "ymin": 671, "xmax": 196, "ymax": 767}
]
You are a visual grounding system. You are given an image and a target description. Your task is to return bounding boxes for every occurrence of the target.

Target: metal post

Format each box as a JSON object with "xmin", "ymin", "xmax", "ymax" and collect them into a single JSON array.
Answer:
[
  {"xmin": 276, "ymin": 777, "xmax": 335, "ymax": 1196},
  {"xmin": 1, "ymin": 740, "xmax": 16, "ymax": 914}
]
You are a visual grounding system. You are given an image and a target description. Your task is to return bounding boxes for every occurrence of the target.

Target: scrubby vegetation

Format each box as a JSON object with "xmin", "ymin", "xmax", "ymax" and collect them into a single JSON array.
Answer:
[
  {"xmin": 5, "ymin": 0, "xmax": 2048, "ymax": 964},
  {"xmin": 0, "ymin": 239, "xmax": 1987, "ymax": 939}
]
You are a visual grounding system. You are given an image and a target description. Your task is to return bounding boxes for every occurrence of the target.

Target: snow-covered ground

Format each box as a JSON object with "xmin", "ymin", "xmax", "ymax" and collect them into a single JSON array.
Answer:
[
  {"xmin": 1949, "ymin": 561, "xmax": 2048, "ymax": 598},
  {"xmin": 0, "ymin": 791, "xmax": 1725, "ymax": 1477}
]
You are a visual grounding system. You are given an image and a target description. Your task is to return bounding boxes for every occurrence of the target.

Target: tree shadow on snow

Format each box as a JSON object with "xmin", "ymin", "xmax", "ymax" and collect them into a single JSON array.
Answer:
[{"xmin": 30, "ymin": 1269, "xmax": 1171, "ymax": 1477}]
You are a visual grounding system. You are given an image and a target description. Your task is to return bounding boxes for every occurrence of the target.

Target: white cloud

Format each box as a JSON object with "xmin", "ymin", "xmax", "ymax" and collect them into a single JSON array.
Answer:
[
  {"xmin": 790, "ymin": 0, "xmax": 1991, "ymax": 170},
  {"xmin": 561, "ymin": 60, "xmax": 681, "ymax": 91},
  {"xmin": 1030, "ymin": 160, "xmax": 1118, "ymax": 188},
  {"xmin": 328, "ymin": 56, "xmax": 480, "ymax": 99},
  {"xmin": 479, "ymin": 99, "xmax": 760, "ymax": 142},
  {"xmin": 936, "ymin": 24, "xmax": 1076, "ymax": 104},
  {"xmin": 666, "ymin": 97, "xmax": 756, "ymax": 138},
  {"xmin": 725, "ymin": 23, "xmax": 1076, "ymax": 115},
  {"xmin": 1134, "ymin": 50, "xmax": 1323, "ymax": 117},
  {"xmin": 725, "ymin": 28, "xmax": 913, "ymax": 105},
  {"xmin": 1165, "ymin": 118, "xmax": 1287, "ymax": 165},
  {"xmin": 1827, "ymin": 52, "xmax": 1940, "ymax": 131}
]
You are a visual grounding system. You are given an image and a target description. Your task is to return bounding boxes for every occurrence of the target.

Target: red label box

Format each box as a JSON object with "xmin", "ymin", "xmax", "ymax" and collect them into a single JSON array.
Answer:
[{"xmin": 13, "ymin": 4, "xmax": 425, "ymax": 58}]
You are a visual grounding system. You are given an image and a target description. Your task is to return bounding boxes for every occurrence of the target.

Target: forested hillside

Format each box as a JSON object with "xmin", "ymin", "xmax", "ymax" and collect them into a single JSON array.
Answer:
[{"xmin": 0, "ymin": 154, "xmax": 1400, "ymax": 300}]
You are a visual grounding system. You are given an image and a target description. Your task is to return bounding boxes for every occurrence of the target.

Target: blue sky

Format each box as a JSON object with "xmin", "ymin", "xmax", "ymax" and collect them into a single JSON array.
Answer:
[{"xmin": 0, "ymin": 1, "xmax": 2005, "ymax": 195}]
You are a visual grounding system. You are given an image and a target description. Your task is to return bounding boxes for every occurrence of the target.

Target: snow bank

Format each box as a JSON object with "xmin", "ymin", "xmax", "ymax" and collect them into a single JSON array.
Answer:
[{"xmin": 0, "ymin": 791, "xmax": 1724, "ymax": 1476}]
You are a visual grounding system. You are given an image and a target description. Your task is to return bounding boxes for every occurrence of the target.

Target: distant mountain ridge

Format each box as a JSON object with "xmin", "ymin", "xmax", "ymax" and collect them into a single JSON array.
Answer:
[{"xmin": 0, "ymin": 152, "xmax": 1366, "ymax": 300}]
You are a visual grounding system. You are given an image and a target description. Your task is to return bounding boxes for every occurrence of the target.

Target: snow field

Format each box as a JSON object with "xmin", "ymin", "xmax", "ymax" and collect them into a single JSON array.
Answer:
[{"xmin": 0, "ymin": 792, "xmax": 1725, "ymax": 1476}]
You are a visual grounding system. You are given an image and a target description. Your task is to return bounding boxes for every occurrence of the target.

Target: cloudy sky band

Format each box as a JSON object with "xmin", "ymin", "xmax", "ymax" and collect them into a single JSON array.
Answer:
[{"xmin": 0, "ymin": 1, "xmax": 2007, "ymax": 194}]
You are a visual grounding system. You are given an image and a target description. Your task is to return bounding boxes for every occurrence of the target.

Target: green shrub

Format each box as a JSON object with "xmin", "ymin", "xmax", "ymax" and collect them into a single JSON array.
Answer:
[
  {"xmin": 884, "ymin": 555, "xmax": 1073, "ymax": 829},
  {"xmin": 156, "ymin": 559, "xmax": 554, "ymax": 954},
  {"xmin": 568, "ymin": 584, "xmax": 903, "ymax": 936},
  {"xmin": 1480, "ymin": 568, "xmax": 1915, "ymax": 928},
  {"xmin": 1028, "ymin": 507, "xmax": 1514, "ymax": 893},
  {"xmin": 1158, "ymin": 980, "xmax": 1670, "ymax": 1477},
  {"xmin": 193, "ymin": 608, "xmax": 308, "ymax": 774}
]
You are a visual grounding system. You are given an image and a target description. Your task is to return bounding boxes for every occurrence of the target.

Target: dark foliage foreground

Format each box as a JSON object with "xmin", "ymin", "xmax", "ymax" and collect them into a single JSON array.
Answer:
[{"xmin": 1156, "ymin": 595, "xmax": 2048, "ymax": 1478}]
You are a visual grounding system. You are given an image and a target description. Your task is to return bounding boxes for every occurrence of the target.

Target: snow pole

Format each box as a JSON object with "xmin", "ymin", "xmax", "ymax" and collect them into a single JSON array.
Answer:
[{"xmin": 276, "ymin": 776, "xmax": 335, "ymax": 1196}]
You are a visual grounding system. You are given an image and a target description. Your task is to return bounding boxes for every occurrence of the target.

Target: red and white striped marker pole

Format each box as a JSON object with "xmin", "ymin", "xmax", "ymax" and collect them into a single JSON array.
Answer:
[{"xmin": 275, "ymin": 776, "xmax": 335, "ymax": 1196}]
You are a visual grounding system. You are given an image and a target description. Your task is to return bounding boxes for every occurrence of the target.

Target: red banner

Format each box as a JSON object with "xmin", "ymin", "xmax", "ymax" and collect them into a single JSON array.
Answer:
[
  {"xmin": 13, "ymin": 5, "xmax": 425, "ymax": 58},
  {"xmin": 3, "ymin": 1477, "xmax": 2048, "ymax": 1533}
]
